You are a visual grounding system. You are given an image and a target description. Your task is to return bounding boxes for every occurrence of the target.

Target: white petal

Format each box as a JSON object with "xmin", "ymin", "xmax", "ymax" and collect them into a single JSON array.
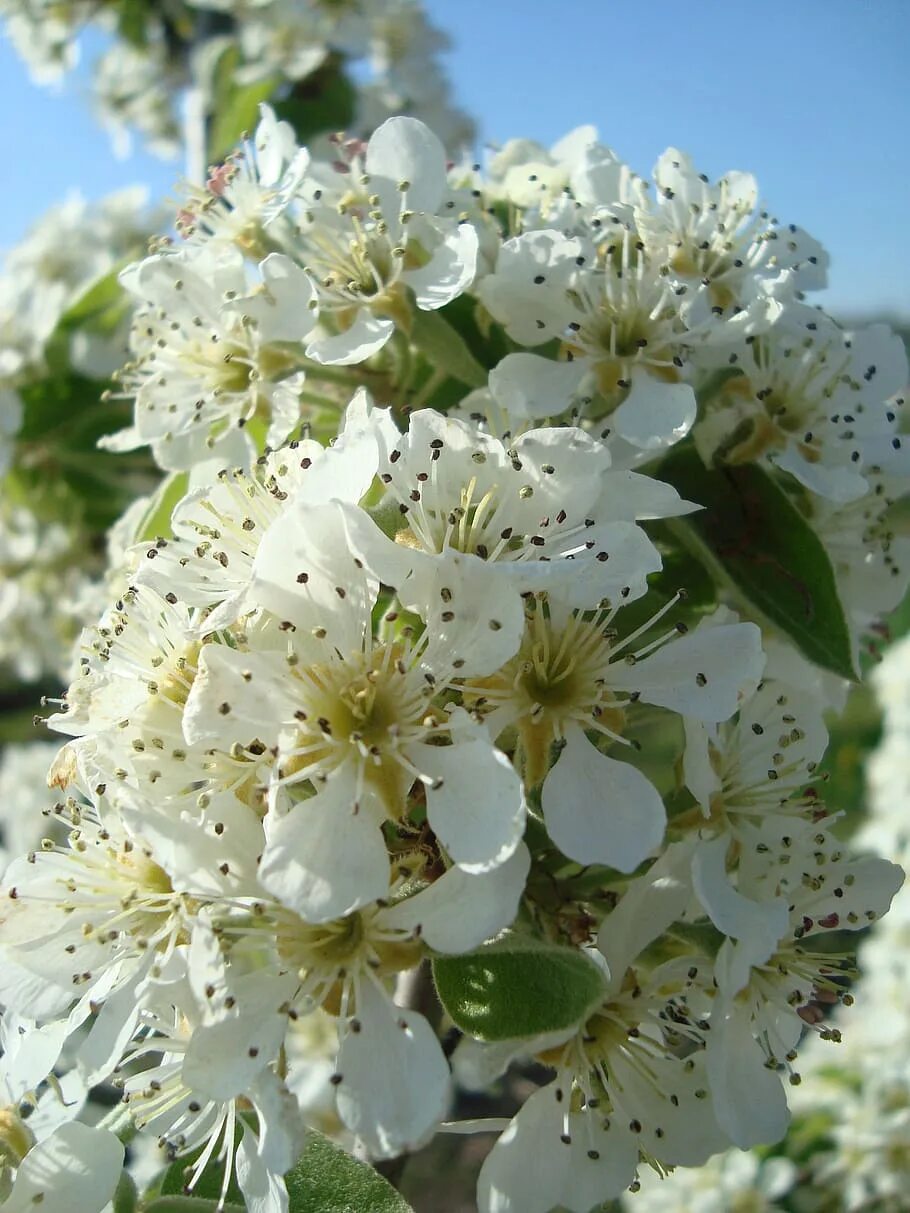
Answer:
[
  {"xmin": 692, "ymin": 836, "xmax": 788, "ymax": 975},
  {"xmin": 610, "ymin": 622, "xmax": 765, "ymax": 722},
  {"xmin": 706, "ymin": 1005, "xmax": 790, "ymax": 1148},
  {"xmin": 489, "ymin": 354, "xmax": 587, "ymax": 420},
  {"xmin": 259, "ymin": 780, "xmax": 389, "ymax": 922},
  {"xmin": 236, "ymin": 1126, "xmax": 290, "ymax": 1213},
  {"xmin": 366, "ymin": 116, "xmax": 447, "ymax": 216},
  {"xmin": 406, "ymin": 222, "xmax": 479, "ymax": 310},
  {"xmin": 183, "ymin": 644, "xmax": 297, "ymax": 748},
  {"xmin": 97, "ymin": 423, "xmax": 144, "ymax": 453},
  {"xmin": 380, "ymin": 844, "xmax": 530, "ymax": 953},
  {"xmin": 595, "ymin": 469, "xmax": 699, "ymax": 522},
  {"xmin": 477, "ymin": 1084, "xmax": 569, "ymax": 1213},
  {"xmin": 267, "ymin": 374, "xmax": 307, "ymax": 449},
  {"xmin": 182, "ymin": 999, "xmax": 289, "ymax": 1101},
  {"xmin": 306, "ymin": 310, "xmax": 394, "ymax": 365},
  {"xmin": 597, "ymin": 839, "xmax": 696, "ymax": 990},
  {"xmin": 0, "ymin": 1017, "xmax": 70, "ymax": 1100},
  {"xmin": 421, "ymin": 551, "xmax": 528, "ymax": 677},
  {"xmin": 335, "ymin": 981, "xmax": 450, "ymax": 1158},
  {"xmin": 612, "ymin": 374, "xmax": 696, "ymax": 450},
  {"xmin": 479, "ymin": 231, "xmax": 583, "ymax": 346},
  {"xmin": 612, "ymin": 1046, "xmax": 726, "ymax": 1165},
  {"xmin": 0, "ymin": 952, "xmax": 77, "ymax": 1021},
  {"xmin": 5, "ymin": 1124, "xmax": 123, "ymax": 1213},
  {"xmin": 252, "ymin": 500, "xmax": 377, "ymax": 653},
  {"xmin": 78, "ymin": 975, "xmax": 143, "ymax": 1086},
  {"xmin": 562, "ymin": 1109, "xmax": 638, "ymax": 1211},
  {"xmin": 325, "ymin": 389, "xmax": 398, "ymax": 496},
  {"xmin": 512, "ymin": 519, "xmax": 662, "ymax": 608},
  {"xmin": 542, "ymin": 724, "xmax": 665, "ymax": 873},
  {"xmin": 228, "ymin": 253, "xmax": 317, "ymax": 343},
  {"xmin": 290, "ymin": 433, "xmax": 385, "ymax": 513},
  {"xmin": 682, "ymin": 717, "xmax": 720, "ymax": 814},
  {"xmin": 117, "ymin": 795, "xmax": 264, "ymax": 898},
  {"xmin": 452, "ymin": 1037, "xmax": 525, "ymax": 1092},
  {"xmin": 415, "ymin": 722, "xmax": 526, "ymax": 873},
  {"xmin": 771, "ymin": 446, "xmax": 868, "ymax": 503},
  {"xmin": 800, "ymin": 853, "xmax": 904, "ymax": 937},
  {"xmin": 248, "ymin": 1069, "xmax": 307, "ymax": 1177},
  {"xmin": 551, "ymin": 124, "xmax": 598, "ymax": 161},
  {"xmin": 713, "ymin": 936, "xmax": 758, "ymax": 1002},
  {"xmin": 254, "ymin": 105, "xmax": 298, "ymax": 184}
]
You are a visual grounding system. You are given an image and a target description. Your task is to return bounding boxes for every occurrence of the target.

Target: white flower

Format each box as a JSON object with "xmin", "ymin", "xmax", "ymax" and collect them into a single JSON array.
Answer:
[
  {"xmin": 178, "ymin": 105, "xmax": 312, "ymax": 250},
  {"xmin": 50, "ymin": 582, "xmax": 203, "ymax": 741},
  {"xmin": 704, "ymin": 821, "xmax": 903, "ymax": 1148},
  {"xmin": 477, "ymin": 852, "xmax": 726, "ymax": 1213},
  {"xmin": 480, "ymin": 226, "xmax": 749, "ymax": 451},
  {"xmin": 1, "ymin": 3, "xmax": 83, "ymax": 83},
  {"xmin": 0, "ymin": 785, "xmax": 190, "ymax": 1031},
  {"xmin": 237, "ymin": 9, "xmax": 330, "ymax": 85},
  {"xmin": 106, "ymin": 246, "xmax": 315, "ymax": 470},
  {"xmin": 92, "ymin": 34, "xmax": 181, "ymax": 159},
  {"xmin": 0, "ymin": 741, "xmax": 64, "ymax": 875},
  {"xmin": 3, "ymin": 1122, "xmax": 123, "ymax": 1213},
  {"xmin": 639, "ymin": 147, "xmax": 828, "ymax": 318},
  {"xmin": 133, "ymin": 388, "xmax": 395, "ymax": 627},
  {"xmin": 344, "ymin": 409, "xmax": 672, "ymax": 636},
  {"xmin": 810, "ymin": 465, "xmax": 910, "ymax": 633},
  {"xmin": 697, "ymin": 308, "xmax": 908, "ymax": 502},
  {"xmin": 183, "ymin": 503, "xmax": 527, "ymax": 918},
  {"xmin": 194, "ymin": 851, "xmax": 528, "ymax": 1159},
  {"xmin": 295, "ymin": 117, "xmax": 479, "ymax": 365},
  {"xmin": 682, "ymin": 673, "xmax": 829, "ymax": 836},
  {"xmin": 469, "ymin": 596, "xmax": 763, "ymax": 872},
  {"xmin": 120, "ymin": 953, "xmax": 304, "ymax": 1213}
]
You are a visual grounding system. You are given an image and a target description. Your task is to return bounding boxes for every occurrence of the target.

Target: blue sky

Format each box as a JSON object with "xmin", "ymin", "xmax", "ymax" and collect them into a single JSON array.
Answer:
[{"xmin": 2, "ymin": 0, "xmax": 908, "ymax": 317}]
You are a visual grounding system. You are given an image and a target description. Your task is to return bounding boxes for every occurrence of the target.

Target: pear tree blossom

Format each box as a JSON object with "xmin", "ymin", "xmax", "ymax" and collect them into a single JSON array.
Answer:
[{"xmin": 0, "ymin": 41, "xmax": 908, "ymax": 1213}]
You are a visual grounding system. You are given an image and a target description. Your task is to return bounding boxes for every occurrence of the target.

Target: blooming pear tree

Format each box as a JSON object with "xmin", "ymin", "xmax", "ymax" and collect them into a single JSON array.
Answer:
[
  {"xmin": 0, "ymin": 16, "xmax": 909, "ymax": 1213},
  {"xmin": 0, "ymin": 0, "xmax": 471, "ymax": 691},
  {"xmin": 0, "ymin": 0, "xmax": 473, "ymax": 162}
]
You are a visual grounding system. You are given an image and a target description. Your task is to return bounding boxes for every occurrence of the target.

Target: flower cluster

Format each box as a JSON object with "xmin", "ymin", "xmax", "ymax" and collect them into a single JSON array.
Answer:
[
  {"xmin": 0, "ymin": 168, "xmax": 231, "ymax": 678},
  {"xmin": 0, "ymin": 112, "xmax": 907, "ymax": 1213},
  {"xmin": 0, "ymin": 0, "xmax": 473, "ymax": 159},
  {"xmin": 625, "ymin": 631, "xmax": 910, "ymax": 1213},
  {"xmin": 0, "ymin": 1012, "xmax": 124, "ymax": 1213},
  {"xmin": 781, "ymin": 634, "xmax": 910, "ymax": 1212},
  {"xmin": 0, "ymin": 185, "xmax": 163, "ymax": 682},
  {"xmin": 0, "ymin": 187, "xmax": 155, "ymax": 390},
  {"xmin": 109, "ymin": 108, "xmax": 909, "ymax": 663}
]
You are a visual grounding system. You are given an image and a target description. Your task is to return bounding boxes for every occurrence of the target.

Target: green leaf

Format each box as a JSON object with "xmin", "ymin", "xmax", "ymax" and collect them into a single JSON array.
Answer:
[
  {"xmin": 38, "ymin": 263, "xmax": 133, "ymax": 375},
  {"xmin": 285, "ymin": 1131, "xmax": 414, "ymax": 1213},
  {"xmin": 112, "ymin": 1171, "xmax": 139, "ymax": 1213},
  {"xmin": 114, "ymin": 0, "xmax": 149, "ymax": 48},
  {"xmin": 208, "ymin": 44, "xmax": 281, "ymax": 161},
  {"xmin": 13, "ymin": 372, "xmax": 148, "ymax": 529},
  {"xmin": 433, "ymin": 934, "xmax": 608, "ymax": 1041},
  {"xmin": 136, "ymin": 471, "xmax": 190, "ymax": 542},
  {"xmin": 273, "ymin": 63, "xmax": 356, "ymax": 146},
  {"xmin": 439, "ymin": 292, "xmax": 517, "ymax": 370},
  {"xmin": 17, "ymin": 373, "xmax": 112, "ymax": 445},
  {"xmin": 410, "ymin": 309, "xmax": 487, "ymax": 389},
  {"xmin": 144, "ymin": 1199, "xmax": 244, "ymax": 1213},
  {"xmin": 659, "ymin": 446, "xmax": 857, "ymax": 681},
  {"xmin": 210, "ymin": 75, "xmax": 283, "ymax": 162},
  {"xmin": 59, "ymin": 264, "xmax": 129, "ymax": 330},
  {"xmin": 148, "ymin": 1141, "xmax": 244, "ymax": 1206}
]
